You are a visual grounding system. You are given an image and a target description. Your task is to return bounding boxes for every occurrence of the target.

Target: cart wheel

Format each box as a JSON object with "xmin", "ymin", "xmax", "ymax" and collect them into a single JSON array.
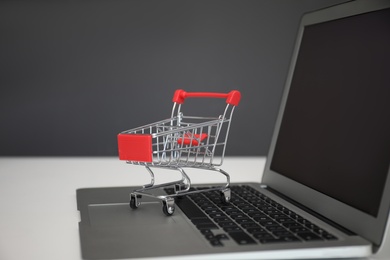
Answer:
[
  {"xmin": 130, "ymin": 194, "xmax": 141, "ymax": 209},
  {"xmin": 220, "ymin": 188, "xmax": 231, "ymax": 205},
  {"xmin": 162, "ymin": 199, "xmax": 175, "ymax": 216}
]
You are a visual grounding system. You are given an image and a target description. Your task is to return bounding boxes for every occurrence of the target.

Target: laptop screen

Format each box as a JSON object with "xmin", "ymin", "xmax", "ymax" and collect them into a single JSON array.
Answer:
[{"xmin": 270, "ymin": 7, "xmax": 390, "ymax": 217}]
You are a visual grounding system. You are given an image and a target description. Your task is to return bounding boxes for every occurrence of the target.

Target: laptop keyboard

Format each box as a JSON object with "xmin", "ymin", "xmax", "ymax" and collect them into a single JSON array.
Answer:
[{"xmin": 165, "ymin": 185, "xmax": 337, "ymax": 247}]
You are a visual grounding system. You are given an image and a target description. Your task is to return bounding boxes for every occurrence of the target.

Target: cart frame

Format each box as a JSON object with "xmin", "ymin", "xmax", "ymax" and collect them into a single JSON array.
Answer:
[{"xmin": 118, "ymin": 89, "xmax": 241, "ymax": 215}]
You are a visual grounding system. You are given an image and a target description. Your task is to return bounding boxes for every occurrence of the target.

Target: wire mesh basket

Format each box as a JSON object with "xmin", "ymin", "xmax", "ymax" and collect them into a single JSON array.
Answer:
[{"xmin": 118, "ymin": 89, "xmax": 241, "ymax": 215}]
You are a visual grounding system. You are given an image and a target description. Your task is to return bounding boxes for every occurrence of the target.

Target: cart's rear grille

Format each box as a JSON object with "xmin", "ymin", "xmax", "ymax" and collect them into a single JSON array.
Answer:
[{"xmin": 165, "ymin": 185, "xmax": 337, "ymax": 247}]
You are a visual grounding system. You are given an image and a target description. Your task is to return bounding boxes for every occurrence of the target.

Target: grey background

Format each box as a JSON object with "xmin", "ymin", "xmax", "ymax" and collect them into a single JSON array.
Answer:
[{"xmin": 0, "ymin": 0, "xmax": 345, "ymax": 156}]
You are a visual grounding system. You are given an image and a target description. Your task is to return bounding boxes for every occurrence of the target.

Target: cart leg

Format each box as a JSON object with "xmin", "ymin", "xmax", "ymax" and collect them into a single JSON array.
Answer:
[
  {"xmin": 174, "ymin": 167, "xmax": 191, "ymax": 194},
  {"xmin": 143, "ymin": 166, "xmax": 155, "ymax": 189},
  {"xmin": 220, "ymin": 188, "xmax": 231, "ymax": 205},
  {"xmin": 130, "ymin": 193, "xmax": 142, "ymax": 209},
  {"xmin": 212, "ymin": 168, "xmax": 230, "ymax": 189},
  {"xmin": 162, "ymin": 198, "xmax": 175, "ymax": 216}
]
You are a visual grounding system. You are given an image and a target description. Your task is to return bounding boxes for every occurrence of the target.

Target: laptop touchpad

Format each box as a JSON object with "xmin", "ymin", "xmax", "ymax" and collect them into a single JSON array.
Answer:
[{"xmin": 88, "ymin": 202, "xmax": 177, "ymax": 226}]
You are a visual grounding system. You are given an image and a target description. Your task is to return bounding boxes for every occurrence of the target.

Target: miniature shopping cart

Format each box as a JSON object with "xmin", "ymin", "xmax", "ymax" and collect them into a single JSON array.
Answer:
[{"xmin": 117, "ymin": 89, "xmax": 241, "ymax": 216}]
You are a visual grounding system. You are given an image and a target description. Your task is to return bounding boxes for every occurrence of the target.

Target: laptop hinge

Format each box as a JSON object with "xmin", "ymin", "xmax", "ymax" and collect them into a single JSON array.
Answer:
[{"xmin": 263, "ymin": 185, "xmax": 356, "ymax": 236}]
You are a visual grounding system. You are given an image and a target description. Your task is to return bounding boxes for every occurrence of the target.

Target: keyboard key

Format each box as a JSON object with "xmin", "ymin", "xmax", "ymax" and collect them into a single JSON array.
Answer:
[
  {"xmin": 323, "ymin": 233, "xmax": 338, "ymax": 240},
  {"xmin": 297, "ymin": 232, "xmax": 323, "ymax": 241},
  {"xmin": 282, "ymin": 222, "xmax": 300, "ymax": 228},
  {"xmin": 204, "ymin": 233, "xmax": 215, "ymax": 240},
  {"xmin": 219, "ymin": 222, "xmax": 238, "ymax": 228},
  {"xmin": 266, "ymin": 225, "xmax": 287, "ymax": 232},
  {"xmin": 258, "ymin": 220, "xmax": 278, "ymax": 227},
  {"xmin": 243, "ymin": 208, "xmax": 260, "ymax": 214},
  {"xmin": 215, "ymin": 234, "xmax": 229, "ymax": 240},
  {"xmin": 253, "ymin": 232, "xmax": 273, "ymax": 240},
  {"xmin": 209, "ymin": 212, "xmax": 227, "ymax": 218},
  {"xmin": 205, "ymin": 208, "xmax": 222, "ymax": 215},
  {"xmin": 290, "ymin": 226, "xmax": 310, "ymax": 233},
  {"xmin": 248, "ymin": 212, "xmax": 268, "ymax": 218},
  {"xmin": 200, "ymin": 229, "xmax": 212, "ymax": 235},
  {"xmin": 223, "ymin": 226, "xmax": 243, "ymax": 233},
  {"xmin": 213, "ymin": 216, "xmax": 231, "ymax": 223},
  {"xmin": 226, "ymin": 210, "xmax": 242, "ymax": 215},
  {"xmin": 272, "ymin": 230, "xmax": 295, "ymax": 237},
  {"xmin": 246, "ymin": 227, "xmax": 267, "ymax": 234},
  {"xmin": 253, "ymin": 215, "xmax": 272, "ymax": 221},
  {"xmin": 304, "ymin": 222, "xmax": 319, "ymax": 229},
  {"xmin": 220, "ymin": 206, "xmax": 236, "ymax": 211},
  {"xmin": 229, "ymin": 213, "xmax": 246, "ymax": 219},
  {"xmin": 241, "ymin": 222, "xmax": 262, "ymax": 229},
  {"xmin": 274, "ymin": 217, "xmax": 294, "ymax": 224},
  {"xmin": 201, "ymin": 205, "xmax": 218, "ymax": 211},
  {"xmin": 209, "ymin": 239, "xmax": 224, "ymax": 247},
  {"xmin": 228, "ymin": 231, "xmax": 257, "ymax": 245},
  {"xmin": 235, "ymin": 218, "xmax": 254, "ymax": 224}
]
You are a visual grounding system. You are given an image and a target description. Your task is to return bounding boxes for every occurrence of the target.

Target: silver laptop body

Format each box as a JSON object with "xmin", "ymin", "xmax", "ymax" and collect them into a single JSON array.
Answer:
[{"xmin": 77, "ymin": 0, "xmax": 390, "ymax": 258}]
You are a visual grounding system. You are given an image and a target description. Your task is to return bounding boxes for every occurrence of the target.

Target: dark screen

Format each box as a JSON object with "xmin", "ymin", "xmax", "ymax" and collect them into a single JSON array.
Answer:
[{"xmin": 270, "ymin": 8, "xmax": 390, "ymax": 217}]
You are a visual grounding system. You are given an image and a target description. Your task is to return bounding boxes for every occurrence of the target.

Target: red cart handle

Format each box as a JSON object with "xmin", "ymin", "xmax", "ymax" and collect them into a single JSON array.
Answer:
[{"xmin": 172, "ymin": 89, "xmax": 241, "ymax": 106}]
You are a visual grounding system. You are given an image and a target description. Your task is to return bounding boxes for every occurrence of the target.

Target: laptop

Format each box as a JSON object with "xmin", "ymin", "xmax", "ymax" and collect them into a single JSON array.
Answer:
[{"xmin": 77, "ymin": 0, "xmax": 390, "ymax": 259}]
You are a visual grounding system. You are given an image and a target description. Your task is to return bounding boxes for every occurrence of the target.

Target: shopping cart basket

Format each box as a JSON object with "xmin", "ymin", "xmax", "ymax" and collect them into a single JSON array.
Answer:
[{"xmin": 118, "ymin": 89, "xmax": 241, "ymax": 216}]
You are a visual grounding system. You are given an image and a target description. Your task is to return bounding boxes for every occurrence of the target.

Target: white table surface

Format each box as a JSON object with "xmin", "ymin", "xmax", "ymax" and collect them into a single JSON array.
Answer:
[{"xmin": 0, "ymin": 157, "xmax": 389, "ymax": 260}]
